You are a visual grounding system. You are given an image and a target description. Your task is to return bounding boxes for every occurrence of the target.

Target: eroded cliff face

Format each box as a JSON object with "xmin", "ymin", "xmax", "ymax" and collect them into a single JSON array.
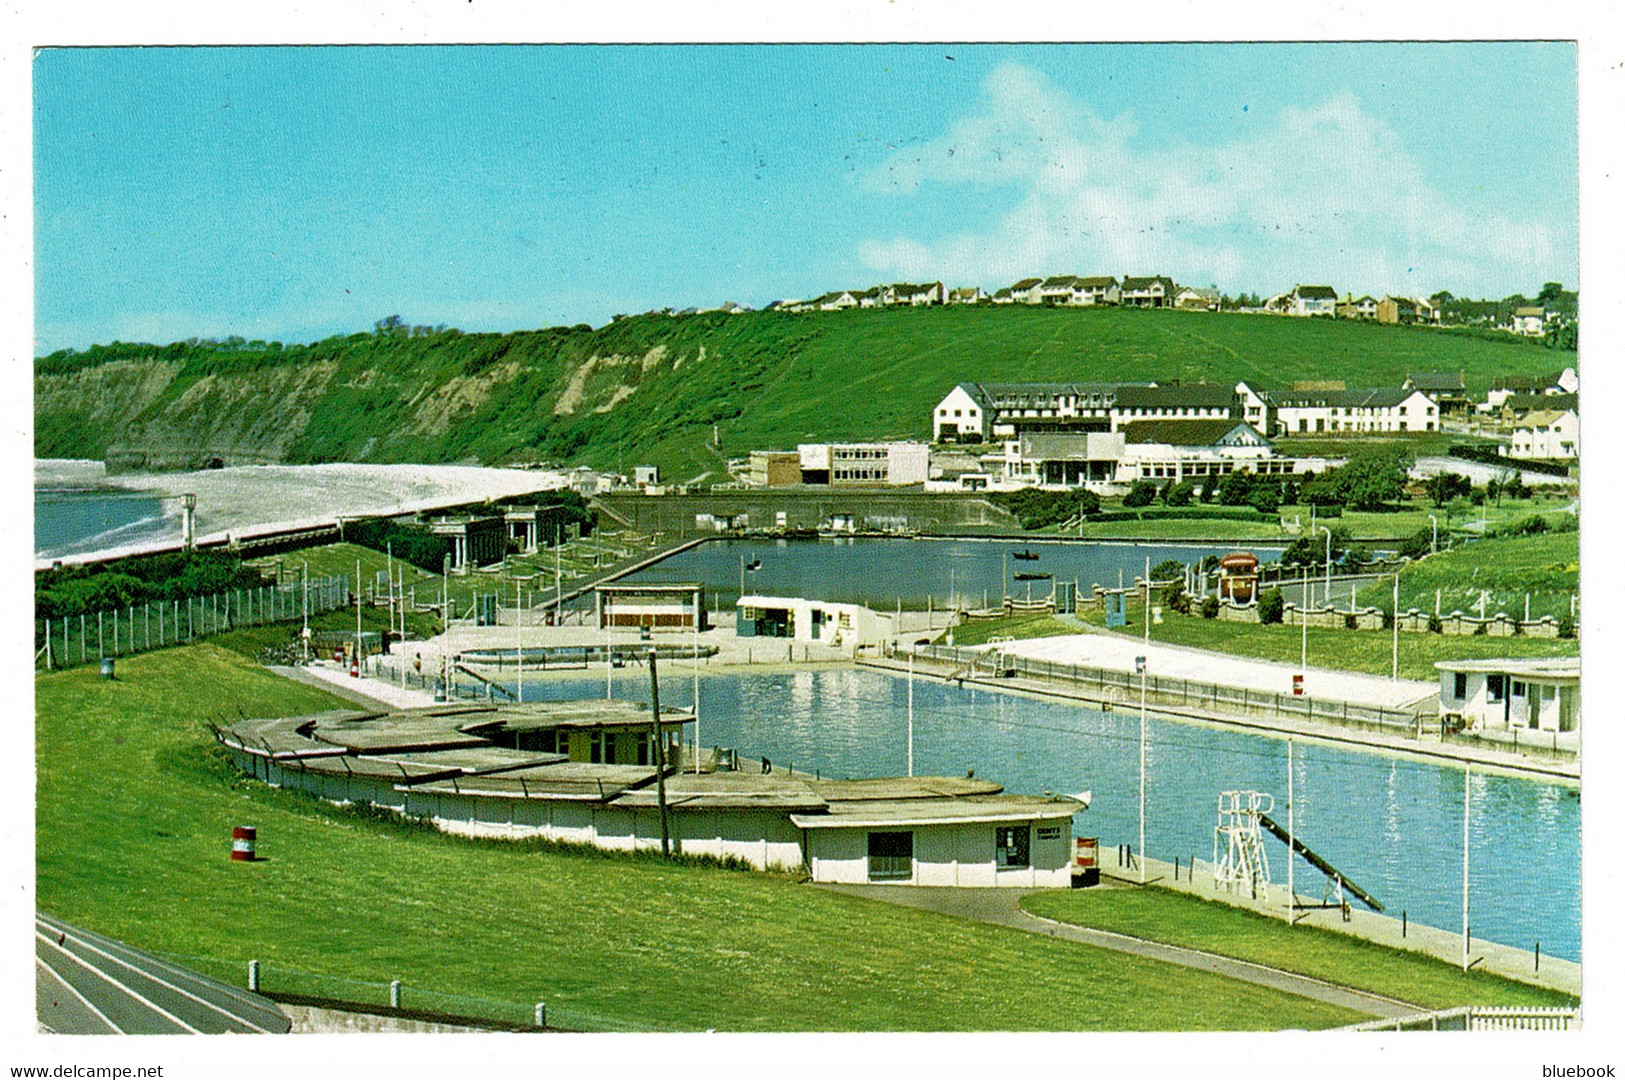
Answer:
[{"xmin": 34, "ymin": 359, "xmax": 184, "ymax": 460}]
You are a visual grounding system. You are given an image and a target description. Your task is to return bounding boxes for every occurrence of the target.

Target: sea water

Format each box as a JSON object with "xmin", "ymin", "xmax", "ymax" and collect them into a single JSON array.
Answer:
[{"xmin": 35, "ymin": 488, "xmax": 172, "ymax": 559}]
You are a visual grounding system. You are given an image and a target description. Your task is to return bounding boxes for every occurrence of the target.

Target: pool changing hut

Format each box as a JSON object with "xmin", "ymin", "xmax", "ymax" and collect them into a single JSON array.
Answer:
[
  {"xmin": 213, "ymin": 703, "xmax": 1084, "ymax": 885},
  {"xmin": 736, "ymin": 595, "xmax": 895, "ymax": 649},
  {"xmin": 595, "ymin": 583, "xmax": 709, "ymax": 632}
]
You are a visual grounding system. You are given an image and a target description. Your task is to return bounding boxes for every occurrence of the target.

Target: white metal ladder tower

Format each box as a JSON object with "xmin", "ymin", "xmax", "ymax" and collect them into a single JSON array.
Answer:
[{"xmin": 1213, "ymin": 790, "xmax": 1273, "ymax": 901}]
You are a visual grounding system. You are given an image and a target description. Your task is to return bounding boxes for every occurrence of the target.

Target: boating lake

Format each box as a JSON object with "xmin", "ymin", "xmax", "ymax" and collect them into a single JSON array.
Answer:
[
  {"xmin": 616, "ymin": 536, "xmax": 1283, "ymax": 609},
  {"xmin": 509, "ymin": 666, "xmax": 1580, "ymax": 962}
]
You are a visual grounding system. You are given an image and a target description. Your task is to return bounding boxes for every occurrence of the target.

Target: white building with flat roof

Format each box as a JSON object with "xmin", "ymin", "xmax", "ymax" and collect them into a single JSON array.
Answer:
[
  {"xmin": 737, "ymin": 595, "xmax": 895, "ymax": 650},
  {"xmin": 1435, "ymin": 657, "xmax": 1579, "ymax": 736},
  {"xmin": 798, "ymin": 442, "xmax": 929, "ymax": 486}
]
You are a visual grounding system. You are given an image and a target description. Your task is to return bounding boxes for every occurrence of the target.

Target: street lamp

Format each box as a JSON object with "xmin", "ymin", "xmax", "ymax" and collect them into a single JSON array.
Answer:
[
  {"xmin": 1318, "ymin": 525, "xmax": 1333, "ymax": 608},
  {"xmin": 1137, "ymin": 653, "xmax": 1147, "ymax": 885}
]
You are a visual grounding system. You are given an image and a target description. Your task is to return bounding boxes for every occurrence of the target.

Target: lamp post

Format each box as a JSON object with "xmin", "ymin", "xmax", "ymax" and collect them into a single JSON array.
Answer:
[
  {"xmin": 1428, "ymin": 514, "xmax": 1438, "ymax": 555},
  {"xmin": 1137, "ymin": 653, "xmax": 1148, "ymax": 885},
  {"xmin": 1391, "ymin": 568, "xmax": 1400, "ymax": 681},
  {"xmin": 1318, "ymin": 525, "xmax": 1333, "ymax": 610}
]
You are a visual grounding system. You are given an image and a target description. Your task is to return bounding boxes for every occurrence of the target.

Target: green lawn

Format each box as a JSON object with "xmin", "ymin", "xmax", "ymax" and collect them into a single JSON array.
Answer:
[
  {"xmin": 1075, "ymin": 606, "xmax": 1576, "ymax": 682},
  {"xmin": 37, "ymin": 645, "xmax": 1370, "ymax": 1031},
  {"xmin": 1022, "ymin": 889, "xmax": 1575, "ymax": 1011},
  {"xmin": 946, "ymin": 612, "xmax": 1082, "ymax": 647},
  {"xmin": 1355, "ymin": 530, "xmax": 1579, "ymax": 623}
]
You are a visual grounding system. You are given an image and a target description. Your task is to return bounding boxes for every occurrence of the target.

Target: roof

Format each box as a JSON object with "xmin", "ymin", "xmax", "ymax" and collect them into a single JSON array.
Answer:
[
  {"xmin": 595, "ymin": 582, "xmax": 706, "ymax": 593},
  {"xmin": 1434, "ymin": 657, "xmax": 1579, "ymax": 680},
  {"xmin": 790, "ymin": 794, "xmax": 1084, "ymax": 830},
  {"xmin": 1018, "ymin": 432, "xmax": 1125, "ymax": 461},
  {"xmin": 1011, "ymin": 277, "xmax": 1043, "ymax": 290},
  {"xmin": 1516, "ymin": 409, "xmax": 1577, "ymax": 428},
  {"xmin": 1504, "ymin": 393, "xmax": 1577, "ymax": 413},
  {"xmin": 36, "ymin": 913, "xmax": 292, "ymax": 1034},
  {"xmin": 1407, "ymin": 372, "xmax": 1466, "ymax": 392},
  {"xmin": 1078, "ymin": 275, "xmax": 1119, "ymax": 288},
  {"xmin": 1112, "ymin": 384, "xmax": 1237, "ymax": 410},
  {"xmin": 1514, "ymin": 306, "xmax": 1546, "ymax": 318},
  {"xmin": 1121, "ymin": 275, "xmax": 1176, "ymax": 291},
  {"xmin": 1294, "ymin": 284, "xmax": 1338, "ymax": 300},
  {"xmin": 1270, "ymin": 387, "xmax": 1417, "ymax": 409},
  {"xmin": 1120, "ymin": 419, "xmax": 1266, "ymax": 447}
]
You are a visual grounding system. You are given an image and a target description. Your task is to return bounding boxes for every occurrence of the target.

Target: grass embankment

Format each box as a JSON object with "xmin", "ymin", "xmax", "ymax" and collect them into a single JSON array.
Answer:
[
  {"xmin": 1355, "ymin": 530, "xmax": 1578, "ymax": 624},
  {"xmin": 1022, "ymin": 890, "xmax": 1576, "ymax": 1011},
  {"xmin": 1073, "ymin": 605, "xmax": 1576, "ymax": 682},
  {"xmin": 38, "ymin": 645, "xmax": 1369, "ymax": 1031},
  {"xmin": 247, "ymin": 532, "xmax": 663, "ymax": 619},
  {"xmin": 947, "ymin": 612, "xmax": 1082, "ymax": 647}
]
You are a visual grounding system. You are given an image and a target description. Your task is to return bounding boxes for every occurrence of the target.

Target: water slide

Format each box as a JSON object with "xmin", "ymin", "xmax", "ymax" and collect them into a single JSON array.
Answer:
[{"xmin": 1256, "ymin": 811, "xmax": 1384, "ymax": 912}]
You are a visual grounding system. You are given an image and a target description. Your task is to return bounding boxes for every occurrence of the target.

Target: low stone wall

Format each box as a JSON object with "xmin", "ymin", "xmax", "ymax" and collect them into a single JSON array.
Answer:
[{"xmin": 1282, "ymin": 603, "xmax": 1563, "ymax": 638}]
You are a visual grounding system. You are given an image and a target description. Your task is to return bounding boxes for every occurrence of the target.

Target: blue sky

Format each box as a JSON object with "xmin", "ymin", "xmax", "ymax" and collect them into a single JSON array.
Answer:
[{"xmin": 33, "ymin": 43, "xmax": 1577, "ymax": 352}]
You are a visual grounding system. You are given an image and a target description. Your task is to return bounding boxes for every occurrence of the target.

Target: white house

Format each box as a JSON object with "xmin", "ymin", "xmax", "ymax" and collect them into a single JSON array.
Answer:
[
  {"xmin": 736, "ymin": 594, "xmax": 895, "ymax": 649},
  {"xmin": 1119, "ymin": 275, "xmax": 1177, "ymax": 308},
  {"xmin": 1270, "ymin": 387, "xmax": 1437, "ymax": 436},
  {"xmin": 1174, "ymin": 286, "xmax": 1220, "ymax": 310},
  {"xmin": 816, "ymin": 290, "xmax": 860, "ymax": 311},
  {"xmin": 1508, "ymin": 409, "xmax": 1579, "ymax": 460},
  {"xmin": 1337, "ymin": 294, "xmax": 1379, "ymax": 319},
  {"xmin": 933, "ymin": 384, "xmax": 992, "ymax": 442},
  {"xmin": 1009, "ymin": 277, "xmax": 1045, "ymax": 304},
  {"xmin": 1511, "ymin": 306, "xmax": 1547, "ymax": 336},
  {"xmin": 1288, "ymin": 284, "xmax": 1339, "ymax": 317},
  {"xmin": 948, "ymin": 286, "xmax": 987, "ymax": 304},
  {"xmin": 1436, "ymin": 658, "xmax": 1579, "ymax": 736}
]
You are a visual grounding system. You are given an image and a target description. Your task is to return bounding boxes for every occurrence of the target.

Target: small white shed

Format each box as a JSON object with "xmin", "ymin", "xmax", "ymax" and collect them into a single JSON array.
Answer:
[{"xmin": 792, "ymin": 796, "xmax": 1083, "ymax": 888}]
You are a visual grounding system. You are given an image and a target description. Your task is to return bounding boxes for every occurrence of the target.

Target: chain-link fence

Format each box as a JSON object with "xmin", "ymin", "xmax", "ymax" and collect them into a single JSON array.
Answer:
[
  {"xmin": 154, "ymin": 950, "xmax": 673, "ymax": 1032},
  {"xmin": 901, "ymin": 642, "xmax": 1434, "ymax": 736},
  {"xmin": 35, "ymin": 576, "xmax": 351, "ymax": 672}
]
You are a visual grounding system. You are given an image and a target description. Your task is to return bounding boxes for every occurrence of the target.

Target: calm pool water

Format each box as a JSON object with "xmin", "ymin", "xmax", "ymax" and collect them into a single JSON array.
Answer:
[{"xmin": 506, "ymin": 667, "xmax": 1579, "ymax": 962}]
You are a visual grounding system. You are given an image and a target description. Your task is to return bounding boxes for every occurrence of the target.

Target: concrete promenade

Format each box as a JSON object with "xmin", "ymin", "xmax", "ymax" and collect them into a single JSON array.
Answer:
[{"xmin": 859, "ymin": 654, "xmax": 1578, "ymax": 783}]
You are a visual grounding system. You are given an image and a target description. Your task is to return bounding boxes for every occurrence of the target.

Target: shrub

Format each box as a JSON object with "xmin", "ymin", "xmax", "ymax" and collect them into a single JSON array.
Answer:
[
  {"xmin": 1381, "ymin": 610, "xmax": 1394, "ymax": 630},
  {"xmin": 1258, "ymin": 588, "xmax": 1284, "ymax": 625},
  {"xmin": 1151, "ymin": 559, "xmax": 1185, "ymax": 583},
  {"xmin": 1123, "ymin": 481, "xmax": 1158, "ymax": 509},
  {"xmin": 1165, "ymin": 481, "xmax": 1195, "ymax": 507},
  {"xmin": 1428, "ymin": 613, "xmax": 1443, "ymax": 634},
  {"xmin": 1199, "ymin": 482, "xmax": 1216, "ymax": 504},
  {"xmin": 1344, "ymin": 612, "xmax": 1359, "ymax": 630},
  {"xmin": 1558, "ymin": 614, "xmax": 1575, "ymax": 639},
  {"xmin": 1473, "ymin": 620, "xmax": 1488, "ymax": 636},
  {"xmin": 1248, "ymin": 484, "xmax": 1282, "ymax": 516},
  {"xmin": 1169, "ymin": 590, "xmax": 1193, "ymax": 615},
  {"xmin": 1200, "ymin": 596, "xmax": 1220, "ymax": 619}
]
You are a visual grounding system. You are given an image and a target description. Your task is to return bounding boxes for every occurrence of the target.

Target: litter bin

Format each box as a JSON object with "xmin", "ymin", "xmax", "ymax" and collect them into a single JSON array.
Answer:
[{"xmin": 99, "ymin": 657, "xmax": 115, "ymax": 680}]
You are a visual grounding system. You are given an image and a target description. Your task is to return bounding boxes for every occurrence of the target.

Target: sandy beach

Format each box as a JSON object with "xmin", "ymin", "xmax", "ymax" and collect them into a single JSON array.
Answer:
[{"xmin": 36, "ymin": 459, "xmax": 577, "ymax": 563}]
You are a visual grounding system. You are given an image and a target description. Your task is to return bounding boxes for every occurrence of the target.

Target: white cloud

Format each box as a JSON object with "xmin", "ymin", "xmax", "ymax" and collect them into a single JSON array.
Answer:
[{"xmin": 859, "ymin": 62, "xmax": 1570, "ymax": 298}]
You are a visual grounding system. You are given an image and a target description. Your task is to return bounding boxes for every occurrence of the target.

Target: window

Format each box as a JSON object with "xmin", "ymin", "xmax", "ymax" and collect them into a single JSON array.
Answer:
[
  {"xmin": 1487, "ymin": 675, "xmax": 1505, "ymax": 703},
  {"xmin": 1512, "ymin": 681, "xmax": 1526, "ymax": 698},
  {"xmin": 939, "ymin": 409, "xmax": 947, "ymax": 416},
  {"xmin": 1454, "ymin": 672, "xmax": 1468, "ymax": 700},
  {"xmin": 996, "ymin": 825, "xmax": 1031, "ymax": 869},
  {"xmin": 867, "ymin": 831, "xmax": 913, "ymax": 881}
]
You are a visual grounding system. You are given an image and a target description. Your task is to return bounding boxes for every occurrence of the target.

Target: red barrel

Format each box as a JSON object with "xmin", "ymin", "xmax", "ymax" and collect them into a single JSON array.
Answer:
[
  {"xmin": 231, "ymin": 825, "xmax": 257, "ymax": 862},
  {"xmin": 1292, "ymin": 673, "xmax": 1305, "ymax": 697},
  {"xmin": 333, "ymin": 647, "xmax": 344, "ymax": 663},
  {"xmin": 1073, "ymin": 836, "xmax": 1098, "ymax": 870},
  {"xmin": 350, "ymin": 657, "xmax": 359, "ymax": 678}
]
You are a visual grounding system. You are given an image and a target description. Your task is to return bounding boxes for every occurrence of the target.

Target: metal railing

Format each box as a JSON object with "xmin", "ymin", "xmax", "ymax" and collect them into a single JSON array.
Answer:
[
  {"xmin": 35, "ymin": 576, "xmax": 351, "ymax": 672},
  {"xmin": 901, "ymin": 643, "xmax": 1433, "ymax": 735},
  {"xmin": 153, "ymin": 950, "xmax": 670, "ymax": 1032},
  {"xmin": 1343, "ymin": 1005, "xmax": 1578, "ymax": 1032}
]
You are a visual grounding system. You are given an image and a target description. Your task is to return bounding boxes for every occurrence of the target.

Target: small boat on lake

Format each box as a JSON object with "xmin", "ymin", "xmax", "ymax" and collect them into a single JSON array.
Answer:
[
  {"xmin": 1012, "ymin": 571, "xmax": 1051, "ymax": 581},
  {"xmin": 1012, "ymin": 549, "xmax": 1040, "ymax": 561}
]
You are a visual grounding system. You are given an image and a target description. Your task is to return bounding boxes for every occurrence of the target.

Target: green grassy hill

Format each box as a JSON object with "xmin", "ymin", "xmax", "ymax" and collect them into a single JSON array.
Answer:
[{"xmin": 36, "ymin": 306, "xmax": 1566, "ymax": 480}]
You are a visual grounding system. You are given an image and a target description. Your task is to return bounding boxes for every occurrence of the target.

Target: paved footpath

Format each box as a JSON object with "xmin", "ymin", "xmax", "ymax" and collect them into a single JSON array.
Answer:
[{"xmin": 815, "ymin": 883, "xmax": 1419, "ymax": 1020}]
